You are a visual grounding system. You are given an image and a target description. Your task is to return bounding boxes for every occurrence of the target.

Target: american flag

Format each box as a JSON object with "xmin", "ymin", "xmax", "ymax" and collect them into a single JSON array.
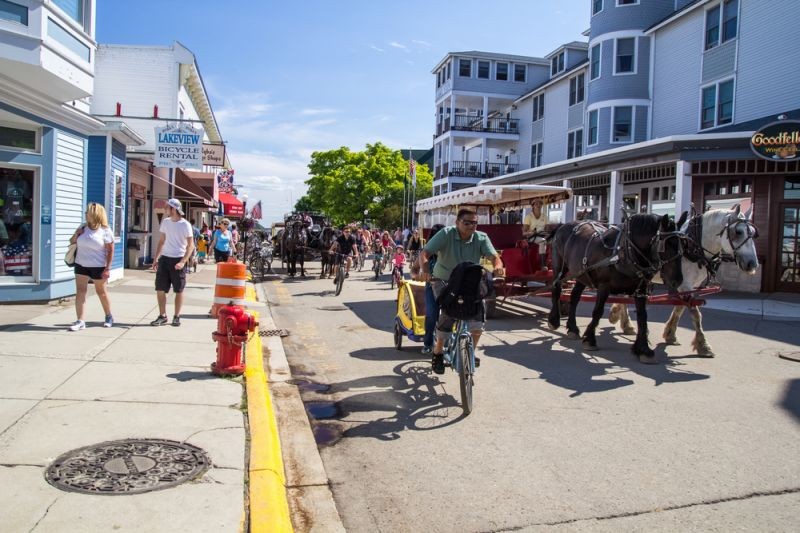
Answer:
[
  {"xmin": 251, "ymin": 200, "xmax": 263, "ymax": 220},
  {"xmin": 2, "ymin": 243, "xmax": 32, "ymax": 274}
]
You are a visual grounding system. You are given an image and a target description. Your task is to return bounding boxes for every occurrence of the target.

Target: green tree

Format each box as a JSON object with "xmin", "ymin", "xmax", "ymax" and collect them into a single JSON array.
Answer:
[
  {"xmin": 305, "ymin": 143, "xmax": 432, "ymax": 227},
  {"xmin": 294, "ymin": 195, "xmax": 315, "ymax": 213}
]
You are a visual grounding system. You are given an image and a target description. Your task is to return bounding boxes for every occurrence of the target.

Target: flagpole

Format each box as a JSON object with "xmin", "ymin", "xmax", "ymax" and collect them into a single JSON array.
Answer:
[{"xmin": 401, "ymin": 173, "xmax": 407, "ymax": 230}]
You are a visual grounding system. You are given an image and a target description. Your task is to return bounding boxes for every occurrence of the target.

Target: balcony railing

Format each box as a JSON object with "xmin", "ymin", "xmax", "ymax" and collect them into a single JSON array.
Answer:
[
  {"xmin": 445, "ymin": 161, "xmax": 519, "ymax": 179},
  {"xmin": 441, "ymin": 115, "xmax": 520, "ymax": 135},
  {"xmin": 486, "ymin": 117, "xmax": 519, "ymax": 134}
]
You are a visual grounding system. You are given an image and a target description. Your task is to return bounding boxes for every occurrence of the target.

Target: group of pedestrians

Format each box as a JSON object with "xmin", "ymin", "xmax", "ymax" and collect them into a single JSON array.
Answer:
[{"xmin": 67, "ymin": 198, "xmax": 243, "ymax": 331}]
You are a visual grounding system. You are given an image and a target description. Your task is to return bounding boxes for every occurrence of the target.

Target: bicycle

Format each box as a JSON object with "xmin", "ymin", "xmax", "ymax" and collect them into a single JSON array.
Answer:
[
  {"xmin": 332, "ymin": 253, "xmax": 349, "ymax": 296},
  {"xmin": 390, "ymin": 264, "xmax": 403, "ymax": 289},
  {"xmin": 441, "ymin": 317, "xmax": 476, "ymax": 415}
]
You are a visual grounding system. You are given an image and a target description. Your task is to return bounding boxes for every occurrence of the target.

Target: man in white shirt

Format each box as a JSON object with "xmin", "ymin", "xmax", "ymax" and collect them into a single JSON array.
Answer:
[
  {"xmin": 151, "ymin": 199, "xmax": 195, "ymax": 327},
  {"xmin": 523, "ymin": 199, "xmax": 547, "ymax": 237}
]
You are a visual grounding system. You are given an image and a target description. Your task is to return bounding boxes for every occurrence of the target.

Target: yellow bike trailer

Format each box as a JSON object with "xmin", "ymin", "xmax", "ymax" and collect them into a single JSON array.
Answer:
[{"xmin": 394, "ymin": 280, "xmax": 427, "ymax": 349}]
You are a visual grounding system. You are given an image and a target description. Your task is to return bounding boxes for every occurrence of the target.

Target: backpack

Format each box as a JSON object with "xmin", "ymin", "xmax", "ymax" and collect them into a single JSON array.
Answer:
[{"xmin": 437, "ymin": 262, "xmax": 489, "ymax": 320}]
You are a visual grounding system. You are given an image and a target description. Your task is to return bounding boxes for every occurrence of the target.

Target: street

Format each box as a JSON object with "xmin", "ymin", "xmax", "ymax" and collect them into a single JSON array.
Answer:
[{"xmin": 264, "ymin": 260, "xmax": 800, "ymax": 532}]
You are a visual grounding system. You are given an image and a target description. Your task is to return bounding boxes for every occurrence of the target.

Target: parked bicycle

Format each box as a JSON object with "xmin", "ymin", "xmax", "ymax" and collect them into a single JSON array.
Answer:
[{"xmin": 247, "ymin": 239, "xmax": 273, "ymax": 280}]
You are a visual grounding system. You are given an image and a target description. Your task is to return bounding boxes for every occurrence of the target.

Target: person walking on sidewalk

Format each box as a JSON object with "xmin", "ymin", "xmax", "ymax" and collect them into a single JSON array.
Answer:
[
  {"xmin": 209, "ymin": 218, "xmax": 233, "ymax": 263},
  {"xmin": 150, "ymin": 198, "xmax": 194, "ymax": 327},
  {"xmin": 68, "ymin": 203, "xmax": 115, "ymax": 331}
]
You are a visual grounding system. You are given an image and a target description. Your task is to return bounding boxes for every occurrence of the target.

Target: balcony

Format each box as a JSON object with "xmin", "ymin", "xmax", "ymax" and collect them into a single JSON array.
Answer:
[
  {"xmin": 0, "ymin": 2, "xmax": 95, "ymax": 101},
  {"xmin": 438, "ymin": 115, "xmax": 520, "ymax": 136},
  {"xmin": 445, "ymin": 161, "xmax": 519, "ymax": 180}
]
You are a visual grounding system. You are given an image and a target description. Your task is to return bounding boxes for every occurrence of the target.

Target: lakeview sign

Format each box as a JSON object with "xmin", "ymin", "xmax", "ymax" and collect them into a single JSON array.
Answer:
[
  {"xmin": 202, "ymin": 143, "xmax": 226, "ymax": 166},
  {"xmin": 750, "ymin": 120, "xmax": 800, "ymax": 161},
  {"xmin": 154, "ymin": 124, "xmax": 204, "ymax": 169}
]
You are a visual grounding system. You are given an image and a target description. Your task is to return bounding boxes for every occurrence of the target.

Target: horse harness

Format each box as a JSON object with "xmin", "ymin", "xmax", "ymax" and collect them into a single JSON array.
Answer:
[{"xmin": 682, "ymin": 212, "xmax": 758, "ymax": 287}]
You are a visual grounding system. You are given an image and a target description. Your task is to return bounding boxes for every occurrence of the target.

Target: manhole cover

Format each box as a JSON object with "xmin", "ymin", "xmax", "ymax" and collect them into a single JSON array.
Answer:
[{"xmin": 45, "ymin": 439, "xmax": 210, "ymax": 495}]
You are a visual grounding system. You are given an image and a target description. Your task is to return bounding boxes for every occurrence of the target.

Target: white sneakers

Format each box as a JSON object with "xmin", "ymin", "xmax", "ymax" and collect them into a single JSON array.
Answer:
[{"xmin": 68, "ymin": 320, "xmax": 86, "ymax": 331}]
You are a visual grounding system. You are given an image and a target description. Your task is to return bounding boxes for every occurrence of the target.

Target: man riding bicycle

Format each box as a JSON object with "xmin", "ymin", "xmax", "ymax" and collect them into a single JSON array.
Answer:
[
  {"xmin": 419, "ymin": 208, "xmax": 505, "ymax": 374},
  {"xmin": 330, "ymin": 226, "xmax": 359, "ymax": 280}
]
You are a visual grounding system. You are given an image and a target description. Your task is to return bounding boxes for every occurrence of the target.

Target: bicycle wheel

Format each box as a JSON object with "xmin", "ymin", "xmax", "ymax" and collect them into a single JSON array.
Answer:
[
  {"xmin": 394, "ymin": 321, "xmax": 403, "ymax": 350},
  {"xmin": 457, "ymin": 333, "xmax": 474, "ymax": 415},
  {"xmin": 391, "ymin": 269, "xmax": 396, "ymax": 289},
  {"xmin": 374, "ymin": 261, "xmax": 380, "ymax": 280},
  {"xmin": 248, "ymin": 256, "xmax": 262, "ymax": 280},
  {"xmin": 335, "ymin": 267, "xmax": 345, "ymax": 296}
]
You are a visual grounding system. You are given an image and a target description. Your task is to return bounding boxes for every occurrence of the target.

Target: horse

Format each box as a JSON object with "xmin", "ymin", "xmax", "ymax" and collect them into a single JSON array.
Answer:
[
  {"xmin": 547, "ymin": 212, "xmax": 687, "ymax": 364},
  {"xmin": 608, "ymin": 205, "xmax": 759, "ymax": 356},
  {"xmin": 282, "ymin": 219, "xmax": 307, "ymax": 277},
  {"xmin": 318, "ymin": 226, "xmax": 337, "ymax": 278}
]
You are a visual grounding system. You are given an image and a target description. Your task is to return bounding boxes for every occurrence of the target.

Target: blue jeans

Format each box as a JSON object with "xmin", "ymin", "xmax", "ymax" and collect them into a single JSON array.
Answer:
[{"xmin": 423, "ymin": 282, "xmax": 439, "ymax": 349}]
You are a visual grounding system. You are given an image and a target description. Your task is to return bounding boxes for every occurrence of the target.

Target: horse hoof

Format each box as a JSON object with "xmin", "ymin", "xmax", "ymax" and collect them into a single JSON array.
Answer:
[
  {"xmin": 582, "ymin": 342, "xmax": 599, "ymax": 351},
  {"xmin": 695, "ymin": 345, "xmax": 715, "ymax": 357},
  {"xmin": 638, "ymin": 354, "xmax": 658, "ymax": 364},
  {"xmin": 622, "ymin": 327, "xmax": 636, "ymax": 336},
  {"xmin": 547, "ymin": 320, "xmax": 559, "ymax": 331},
  {"xmin": 566, "ymin": 331, "xmax": 580, "ymax": 340}
]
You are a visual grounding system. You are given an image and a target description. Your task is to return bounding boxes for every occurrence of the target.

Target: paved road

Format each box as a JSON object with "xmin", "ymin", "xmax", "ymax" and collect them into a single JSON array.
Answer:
[{"xmin": 264, "ymin": 260, "xmax": 800, "ymax": 533}]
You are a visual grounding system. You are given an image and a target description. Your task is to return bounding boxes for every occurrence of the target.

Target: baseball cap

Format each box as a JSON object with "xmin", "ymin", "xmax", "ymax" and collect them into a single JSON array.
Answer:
[{"xmin": 167, "ymin": 198, "xmax": 183, "ymax": 214}]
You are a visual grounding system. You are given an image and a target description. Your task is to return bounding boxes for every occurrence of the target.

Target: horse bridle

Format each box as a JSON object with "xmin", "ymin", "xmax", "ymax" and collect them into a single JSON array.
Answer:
[{"xmin": 717, "ymin": 215, "xmax": 758, "ymax": 261}]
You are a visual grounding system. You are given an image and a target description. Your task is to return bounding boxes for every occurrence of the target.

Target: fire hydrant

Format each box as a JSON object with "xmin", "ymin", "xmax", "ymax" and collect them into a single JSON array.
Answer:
[{"xmin": 211, "ymin": 304, "xmax": 258, "ymax": 376}]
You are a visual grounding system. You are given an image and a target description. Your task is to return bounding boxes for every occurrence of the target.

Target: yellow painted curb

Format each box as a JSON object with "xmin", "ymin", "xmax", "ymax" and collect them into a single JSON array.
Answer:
[{"xmin": 244, "ymin": 285, "xmax": 294, "ymax": 533}]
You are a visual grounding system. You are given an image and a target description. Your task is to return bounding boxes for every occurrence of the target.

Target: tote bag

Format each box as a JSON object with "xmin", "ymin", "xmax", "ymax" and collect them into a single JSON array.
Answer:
[{"xmin": 64, "ymin": 242, "xmax": 77, "ymax": 267}]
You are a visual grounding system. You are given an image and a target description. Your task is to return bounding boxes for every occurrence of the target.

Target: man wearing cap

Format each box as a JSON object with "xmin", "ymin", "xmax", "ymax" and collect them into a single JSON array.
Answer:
[{"xmin": 151, "ymin": 198, "xmax": 194, "ymax": 326}]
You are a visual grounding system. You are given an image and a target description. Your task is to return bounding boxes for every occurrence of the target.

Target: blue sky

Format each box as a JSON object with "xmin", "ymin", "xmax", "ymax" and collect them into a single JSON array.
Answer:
[{"xmin": 97, "ymin": 0, "xmax": 590, "ymax": 223}]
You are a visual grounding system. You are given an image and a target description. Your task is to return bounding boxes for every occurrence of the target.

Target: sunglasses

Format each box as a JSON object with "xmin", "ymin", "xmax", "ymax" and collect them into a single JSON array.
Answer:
[{"xmin": 459, "ymin": 219, "xmax": 478, "ymax": 227}]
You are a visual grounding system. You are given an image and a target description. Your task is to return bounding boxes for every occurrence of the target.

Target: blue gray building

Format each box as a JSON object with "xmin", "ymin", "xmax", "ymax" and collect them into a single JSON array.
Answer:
[{"xmin": 432, "ymin": 0, "xmax": 800, "ymax": 293}]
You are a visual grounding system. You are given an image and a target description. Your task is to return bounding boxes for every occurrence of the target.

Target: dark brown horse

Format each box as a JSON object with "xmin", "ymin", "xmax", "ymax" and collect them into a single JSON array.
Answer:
[
  {"xmin": 318, "ymin": 226, "xmax": 336, "ymax": 278},
  {"xmin": 282, "ymin": 219, "xmax": 307, "ymax": 277},
  {"xmin": 547, "ymin": 212, "xmax": 687, "ymax": 363}
]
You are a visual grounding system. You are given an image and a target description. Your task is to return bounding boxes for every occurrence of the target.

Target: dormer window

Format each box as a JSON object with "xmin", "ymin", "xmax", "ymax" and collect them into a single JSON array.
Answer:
[
  {"xmin": 514, "ymin": 64, "xmax": 526, "ymax": 82},
  {"xmin": 592, "ymin": 0, "xmax": 603, "ymax": 15},
  {"xmin": 550, "ymin": 52, "xmax": 565, "ymax": 76}
]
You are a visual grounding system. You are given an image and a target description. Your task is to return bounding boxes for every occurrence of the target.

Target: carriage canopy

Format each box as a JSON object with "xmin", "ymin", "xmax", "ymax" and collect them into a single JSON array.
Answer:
[{"xmin": 416, "ymin": 184, "xmax": 572, "ymax": 229}]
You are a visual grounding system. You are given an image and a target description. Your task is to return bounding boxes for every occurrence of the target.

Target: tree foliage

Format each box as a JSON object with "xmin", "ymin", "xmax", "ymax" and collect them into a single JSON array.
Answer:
[
  {"xmin": 293, "ymin": 195, "xmax": 315, "ymax": 213},
  {"xmin": 304, "ymin": 143, "xmax": 432, "ymax": 227}
]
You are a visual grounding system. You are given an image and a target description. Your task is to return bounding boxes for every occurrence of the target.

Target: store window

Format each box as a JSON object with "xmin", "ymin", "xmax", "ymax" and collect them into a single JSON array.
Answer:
[
  {"xmin": 113, "ymin": 170, "xmax": 123, "ymax": 238},
  {"xmin": 0, "ymin": 125, "xmax": 38, "ymax": 151},
  {"xmin": 0, "ymin": 167, "xmax": 34, "ymax": 277}
]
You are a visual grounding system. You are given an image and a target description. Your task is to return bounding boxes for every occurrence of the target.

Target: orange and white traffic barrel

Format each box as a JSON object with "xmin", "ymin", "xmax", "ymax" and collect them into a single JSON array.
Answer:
[{"xmin": 209, "ymin": 259, "xmax": 247, "ymax": 318}]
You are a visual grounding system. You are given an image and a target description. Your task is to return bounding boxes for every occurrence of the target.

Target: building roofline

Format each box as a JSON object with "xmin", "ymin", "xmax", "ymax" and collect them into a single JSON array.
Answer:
[
  {"xmin": 544, "ymin": 41, "xmax": 589, "ymax": 59},
  {"xmin": 515, "ymin": 59, "xmax": 589, "ymax": 103},
  {"xmin": 432, "ymin": 51, "xmax": 548, "ymax": 72},
  {"xmin": 645, "ymin": 0, "xmax": 709, "ymax": 34}
]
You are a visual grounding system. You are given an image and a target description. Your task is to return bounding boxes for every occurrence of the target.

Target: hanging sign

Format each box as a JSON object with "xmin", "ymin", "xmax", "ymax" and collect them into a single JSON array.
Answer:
[
  {"xmin": 217, "ymin": 169, "xmax": 234, "ymax": 193},
  {"xmin": 750, "ymin": 120, "xmax": 800, "ymax": 161},
  {"xmin": 202, "ymin": 143, "xmax": 226, "ymax": 166},
  {"xmin": 154, "ymin": 124, "xmax": 204, "ymax": 169}
]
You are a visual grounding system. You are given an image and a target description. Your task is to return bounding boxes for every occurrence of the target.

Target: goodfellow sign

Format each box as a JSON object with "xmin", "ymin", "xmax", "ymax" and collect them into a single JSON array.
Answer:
[
  {"xmin": 154, "ymin": 124, "xmax": 204, "ymax": 169},
  {"xmin": 750, "ymin": 120, "xmax": 800, "ymax": 161}
]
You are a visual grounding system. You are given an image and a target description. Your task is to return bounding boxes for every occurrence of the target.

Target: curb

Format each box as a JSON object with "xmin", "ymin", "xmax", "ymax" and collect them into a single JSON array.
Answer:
[{"xmin": 244, "ymin": 285, "xmax": 293, "ymax": 533}]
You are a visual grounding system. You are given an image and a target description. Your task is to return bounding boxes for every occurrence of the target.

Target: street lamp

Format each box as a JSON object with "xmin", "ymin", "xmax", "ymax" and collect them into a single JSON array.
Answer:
[{"xmin": 240, "ymin": 192, "xmax": 249, "ymax": 263}]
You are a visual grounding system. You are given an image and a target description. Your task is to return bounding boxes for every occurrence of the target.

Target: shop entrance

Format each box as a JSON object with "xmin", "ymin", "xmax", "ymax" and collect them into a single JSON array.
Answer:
[{"xmin": 778, "ymin": 203, "xmax": 800, "ymax": 292}]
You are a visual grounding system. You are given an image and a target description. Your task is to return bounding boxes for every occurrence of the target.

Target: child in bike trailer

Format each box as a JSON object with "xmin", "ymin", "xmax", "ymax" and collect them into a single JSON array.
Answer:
[{"xmin": 392, "ymin": 245, "xmax": 406, "ymax": 278}]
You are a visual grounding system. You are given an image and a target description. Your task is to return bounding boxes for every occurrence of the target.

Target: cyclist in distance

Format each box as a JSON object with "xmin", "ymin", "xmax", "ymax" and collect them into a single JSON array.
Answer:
[
  {"xmin": 418, "ymin": 208, "xmax": 505, "ymax": 374},
  {"xmin": 330, "ymin": 225, "xmax": 359, "ymax": 280},
  {"xmin": 391, "ymin": 244, "xmax": 406, "ymax": 279}
]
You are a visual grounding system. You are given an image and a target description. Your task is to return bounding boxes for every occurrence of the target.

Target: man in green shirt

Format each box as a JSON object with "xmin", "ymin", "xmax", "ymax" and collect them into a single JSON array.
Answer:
[{"xmin": 419, "ymin": 208, "xmax": 505, "ymax": 374}]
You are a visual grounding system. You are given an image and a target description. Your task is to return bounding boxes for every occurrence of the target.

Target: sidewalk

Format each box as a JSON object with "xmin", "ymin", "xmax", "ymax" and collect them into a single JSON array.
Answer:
[
  {"xmin": 701, "ymin": 290, "xmax": 800, "ymax": 321},
  {"xmin": 0, "ymin": 264, "xmax": 245, "ymax": 532}
]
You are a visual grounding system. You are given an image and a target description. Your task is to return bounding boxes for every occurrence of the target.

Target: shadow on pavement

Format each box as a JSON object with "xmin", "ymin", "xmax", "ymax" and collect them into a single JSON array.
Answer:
[
  {"xmin": 344, "ymin": 300, "xmax": 395, "ymax": 331},
  {"xmin": 781, "ymin": 378, "xmax": 800, "ymax": 423},
  {"xmin": 482, "ymin": 323, "xmax": 710, "ymax": 397},
  {"xmin": 166, "ymin": 370, "xmax": 217, "ymax": 382},
  {"xmin": 350, "ymin": 346, "xmax": 425, "ymax": 362}
]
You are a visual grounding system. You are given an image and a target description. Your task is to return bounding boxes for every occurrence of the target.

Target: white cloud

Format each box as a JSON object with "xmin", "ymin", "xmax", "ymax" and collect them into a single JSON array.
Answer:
[
  {"xmin": 369, "ymin": 44, "xmax": 385, "ymax": 52},
  {"xmin": 389, "ymin": 41, "xmax": 409, "ymax": 52},
  {"xmin": 300, "ymin": 108, "xmax": 338, "ymax": 116},
  {"xmin": 411, "ymin": 39, "xmax": 431, "ymax": 48}
]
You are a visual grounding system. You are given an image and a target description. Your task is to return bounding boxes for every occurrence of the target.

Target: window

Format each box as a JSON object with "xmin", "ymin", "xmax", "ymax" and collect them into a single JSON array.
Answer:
[
  {"xmin": 567, "ymin": 130, "xmax": 583, "ymax": 158},
  {"xmin": 588, "ymin": 110, "xmax": 598, "ymax": 145},
  {"xmin": 701, "ymin": 79, "xmax": 734, "ymax": 129},
  {"xmin": 0, "ymin": 125, "xmax": 37, "ymax": 151},
  {"xmin": 617, "ymin": 0, "xmax": 638, "ymax": 4},
  {"xmin": 615, "ymin": 38, "xmax": 635, "ymax": 74},
  {"xmin": 613, "ymin": 106, "xmax": 632, "ymax": 142},
  {"xmin": 478, "ymin": 60, "xmax": 490, "ymax": 79},
  {"xmin": 0, "ymin": 166, "xmax": 35, "ymax": 278},
  {"xmin": 459, "ymin": 59, "xmax": 471, "ymax": 77},
  {"xmin": 52, "ymin": 0, "xmax": 83, "ymax": 25},
  {"xmin": 550, "ymin": 52, "xmax": 565, "ymax": 76},
  {"xmin": 532, "ymin": 94, "xmax": 545, "ymax": 122},
  {"xmin": 569, "ymin": 73, "xmax": 585, "ymax": 106},
  {"xmin": 530, "ymin": 142, "xmax": 543, "ymax": 168},
  {"xmin": 706, "ymin": 0, "xmax": 738, "ymax": 49},
  {"xmin": 592, "ymin": 0, "xmax": 603, "ymax": 15},
  {"xmin": 496, "ymin": 62, "xmax": 508, "ymax": 81},
  {"xmin": 47, "ymin": 18, "xmax": 90, "ymax": 61},
  {"xmin": 113, "ymin": 170, "xmax": 123, "ymax": 239},
  {"xmin": 514, "ymin": 64, "xmax": 526, "ymax": 82},
  {"xmin": 0, "ymin": 0, "xmax": 27, "ymax": 25},
  {"xmin": 590, "ymin": 44, "xmax": 601, "ymax": 80}
]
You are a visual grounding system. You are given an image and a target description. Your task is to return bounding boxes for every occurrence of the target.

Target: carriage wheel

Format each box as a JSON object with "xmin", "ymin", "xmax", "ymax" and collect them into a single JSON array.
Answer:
[{"xmin": 394, "ymin": 322, "xmax": 403, "ymax": 350}]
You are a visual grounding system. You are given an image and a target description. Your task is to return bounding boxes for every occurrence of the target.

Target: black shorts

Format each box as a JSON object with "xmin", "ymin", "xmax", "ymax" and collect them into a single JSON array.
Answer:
[
  {"xmin": 75, "ymin": 264, "xmax": 106, "ymax": 280},
  {"xmin": 214, "ymin": 249, "xmax": 230, "ymax": 263},
  {"xmin": 155, "ymin": 256, "xmax": 187, "ymax": 293}
]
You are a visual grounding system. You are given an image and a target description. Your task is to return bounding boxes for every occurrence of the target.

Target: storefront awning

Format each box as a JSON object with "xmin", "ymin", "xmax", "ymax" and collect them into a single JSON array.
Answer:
[
  {"xmin": 219, "ymin": 192, "xmax": 244, "ymax": 217},
  {"xmin": 175, "ymin": 169, "xmax": 215, "ymax": 207}
]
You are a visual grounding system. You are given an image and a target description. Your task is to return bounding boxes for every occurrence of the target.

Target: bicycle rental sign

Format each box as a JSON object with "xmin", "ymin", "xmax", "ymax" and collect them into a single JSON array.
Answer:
[{"xmin": 154, "ymin": 124, "xmax": 204, "ymax": 169}]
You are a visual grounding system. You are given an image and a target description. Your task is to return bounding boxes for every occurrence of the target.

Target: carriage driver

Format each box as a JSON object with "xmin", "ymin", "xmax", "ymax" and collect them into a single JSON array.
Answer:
[
  {"xmin": 523, "ymin": 199, "xmax": 548, "ymax": 268},
  {"xmin": 330, "ymin": 225, "xmax": 360, "ymax": 280},
  {"xmin": 418, "ymin": 208, "xmax": 505, "ymax": 375}
]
